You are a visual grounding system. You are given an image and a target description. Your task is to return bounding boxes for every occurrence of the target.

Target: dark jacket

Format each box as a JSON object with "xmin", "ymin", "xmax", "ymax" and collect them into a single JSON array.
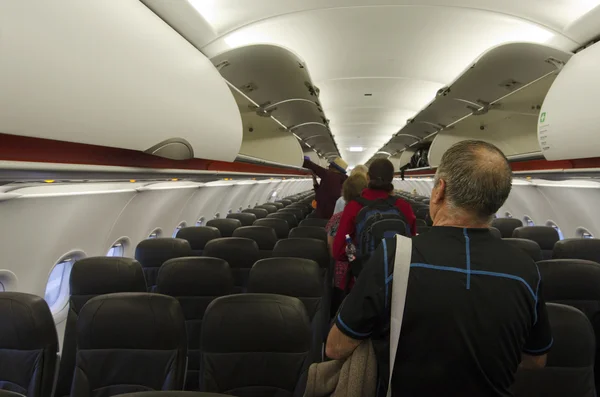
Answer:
[{"xmin": 303, "ymin": 158, "xmax": 347, "ymax": 219}]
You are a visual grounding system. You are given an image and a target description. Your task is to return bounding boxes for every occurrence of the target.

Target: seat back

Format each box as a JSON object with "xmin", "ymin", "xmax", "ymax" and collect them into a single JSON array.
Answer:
[
  {"xmin": 242, "ymin": 208, "xmax": 268, "ymax": 219},
  {"xmin": 279, "ymin": 208, "xmax": 305, "ymax": 221},
  {"xmin": 248, "ymin": 258, "xmax": 326, "ymax": 362},
  {"xmin": 156, "ymin": 258, "xmax": 233, "ymax": 391},
  {"xmin": 537, "ymin": 259, "xmax": 600, "ymax": 388},
  {"xmin": 226, "ymin": 213, "xmax": 257, "ymax": 227},
  {"xmin": 502, "ymin": 238, "xmax": 543, "ymax": 262},
  {"xmin": 491, "ymin": 218, "xmax": 524, "ymax": 238},
  {"xmin": 0, "ymin": 293, "xmax": 58, "ymax": 397},
  {"xmin": 56, "ymin": 257, "xmax": 148, "ymax": 397},
  {"xmin": 200, "ymin": 294, "xmax": 311, "ymax": 396},
  {"xmin": 489, "ymin": 227, "xmax": 502, "ymax": 239},
  {"xmin": 553, "ymin": 239, "xmax": 600, "ymax": 263},
  {"xmin": 255, "ymin": 204, "xmax": 277, "ymax": 214},
  {"xmin": 299, "ymin": 218, "xmax": 328, "ymax": 228},
  {"xmin": 280, "ymin": 199, "xmax": 293, "ymax": 206},
  {"xmin": 202, "ymin": 238, "xmax": 260, "ymax": 292},
  {"xmin": 273, "ymin": 238, "xmax": 330, "ymax": 271},
  {"xmin": 513, "ymin": 226, "xmax": 560, "ymax": 260},
  {"xmin": 267, "ymin": 212, "xmax": 298, "ymax": 228},
  {"xmin": 71, "ymin": 293, "xmax": 187, "ymax": 397},
  {"xmin": 513, "ymin": 303, "xmax": 595, "ymax": 397},
  {"xmin": 135, "ymin": 238, "xmax": 192, "ymax": 291},
  {"xmin": 289, "ymin": 226, "xmax": 328, "ymax": 243},
  {"xmin": 205, "ymin": 219, "xmax": 242, "ymax": 238},
  {"xmin": 232, "ymin": 226, "xmax": 278, "ymax": 259},
  {"xmin": 272, "ymin": 202, "xmax": 284, "ymax": 209},
  {"xmin": 112, "ymin": 393, "xmax": 231, "ymax": 397},
  {"xmin": 176, "ymin": 226, "xmax": 221, "ymax": 256},
  {"xmin": 254, "ymin": 218, "xmax": 290, "ymax": 239}
]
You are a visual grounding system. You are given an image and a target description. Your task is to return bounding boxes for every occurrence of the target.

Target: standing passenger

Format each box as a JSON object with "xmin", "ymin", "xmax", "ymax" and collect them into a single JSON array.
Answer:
[
  {"xmin": 303, "ymin": 156, "xmax": 348, "ymax": 219},
  {"xmin": 326, "ymin": 140, "xmax": 551, "ymax": 397},
  {"xmin": 333, "ymin": 165, "xmax": 369, "ymax": 215}
]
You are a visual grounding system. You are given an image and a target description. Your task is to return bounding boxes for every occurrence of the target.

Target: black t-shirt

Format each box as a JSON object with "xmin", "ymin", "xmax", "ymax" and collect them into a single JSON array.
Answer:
[{"xmin": 335, "ymin": 226, "xmax": 552, "ymax": 397}]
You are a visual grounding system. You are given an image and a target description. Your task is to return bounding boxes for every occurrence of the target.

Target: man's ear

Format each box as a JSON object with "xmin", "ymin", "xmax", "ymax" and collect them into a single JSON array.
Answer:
[{"xmin": 432, "ymin": 179, "xmax": 446, "ymax": 204}]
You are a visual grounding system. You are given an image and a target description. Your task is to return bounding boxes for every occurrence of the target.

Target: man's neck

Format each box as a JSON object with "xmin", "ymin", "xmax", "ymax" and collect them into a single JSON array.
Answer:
[{"xmin": 433, "ymin": 208, "xmax": 490, "ymax": 229}]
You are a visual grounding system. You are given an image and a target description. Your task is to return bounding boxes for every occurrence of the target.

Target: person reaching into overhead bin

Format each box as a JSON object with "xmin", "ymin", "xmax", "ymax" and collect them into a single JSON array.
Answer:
[
  {"xmin": 303, "ymin": 155, "xmax": 348, "ymax": 219},
  {"xmin": 326, "ymin": 140, "xmax": 551, "ymax": 397}
]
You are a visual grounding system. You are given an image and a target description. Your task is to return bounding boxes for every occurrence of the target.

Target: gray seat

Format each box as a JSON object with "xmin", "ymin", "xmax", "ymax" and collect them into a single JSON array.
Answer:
[
  {"xmin": 254, "ymin": 218, "xmax": 290, "ymax": 239},
  {"xmin": 279, "ymin": 208, "xmax": 305, "ymax": 221},
  {"xmin": 271, "ymin": 202, "xmax": 284, "ymax": 210},
  {"xmin": 226, "ymin": 213, "xmax": 257, "ymax": 227},
  {"xmin": 0, "ymin": 293, "xmax": 58, "ymax": 397},
  {"xmin": 273, "ymin": 238, "xmax": 330, "ymax": 271},
  {"xmin": 289, "ymin": 226, "xmax": 328, "ymax": 243},
  {"xmin": 255, "ymin": 204, "xmax": 277, "ymax": 214},
  {"xmin": 206, "ymin": 219, "xmax": 242, "ymax": 238},
  {"xmin": 232, "ymin": 226, "xmax": 278, "ymax": 259},
  {"xmin": 71, "ymin": 293, "xmax": 187, "ymax": 397},
  {"xmin": 489, "ymin": 227, "xmax": 502, "ymax": 239},
  {"xmin": 502, "ymin": 238, "xmax": 543, "ymax": 262},
  {"xmin": 203, "ymin": 238, "xmax": 260, "ymax": 293},
  {"xmin": 537, "ymin": 259, "xmax": 600, "ymax": 388},
  {"xmin": 112, "ymin": 393, "xmax": 231, "ymax": 397},
  {"xmin": 492, "ymin": 218, "xmax": 524, "ymax": 238},
  {"xmin": 55, "ymin": 257, "xmax": 148, "ymax": 397},
  {"xmin": 176, "ymin": 227, "xmax": 221, "ymax": 256},
  {"xmin": 299, "ymin": 218, "xmax": 328, "ymax": 228},
  {"xmin": 248, "ymin": 258, "xmax": 328, "ymax": 363},
  {"xmin": 135, "ymin": 238, "xmax": 192, "ymax": 291},
  {"xmin": 199, "ymin": 294, "xmax": 312, "ymax": 396},
  {"xmin": 513, "ymin": 227, "xmax": 560, "ymax": 260},
  {"xmin": 513, "ymin": 303, "xmax": 595, "ymax": 397},
  {"xmin": 242, "ymin": 208, "xmax": 268, "ymax": 219},
  {"xmin": 553, "ymin": 239, "xmax": 600, "ymax": 263},
  {"xmin": 156, "ymin": 258, "xmax": 233, "ymax": 391},
  {"xmin": 267, "ymin": 212, "xmax": 299, "ymax": 228}
]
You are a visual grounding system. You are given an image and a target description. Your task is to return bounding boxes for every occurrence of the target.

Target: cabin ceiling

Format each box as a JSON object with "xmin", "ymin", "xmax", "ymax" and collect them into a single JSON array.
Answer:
[{"xmin": 144, "ymin": 0, "xmax": 600, "ymax": 166}]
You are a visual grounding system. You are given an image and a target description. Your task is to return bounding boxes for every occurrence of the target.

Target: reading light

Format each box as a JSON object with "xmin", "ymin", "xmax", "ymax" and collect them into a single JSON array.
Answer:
[
  {"xmin": 348, "ymin": 146, "xmax": 365, "ymax": 152},
  {"xmin": 129, "ymin": 179, "xmax": 136, "ymax": 183},
  {"xmin": 44, "ymin": 180, "xmax": 55, "ymax": 183}
]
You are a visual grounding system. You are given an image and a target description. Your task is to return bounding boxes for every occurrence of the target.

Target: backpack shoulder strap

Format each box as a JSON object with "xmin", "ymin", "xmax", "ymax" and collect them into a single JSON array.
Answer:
[
  {"xmin": 354, "ymin": 196, "xmax": 372, "ymax": 207},
  {"xmin": 387, "ymin": 235, "xmax": 412, "ymax": 397}
]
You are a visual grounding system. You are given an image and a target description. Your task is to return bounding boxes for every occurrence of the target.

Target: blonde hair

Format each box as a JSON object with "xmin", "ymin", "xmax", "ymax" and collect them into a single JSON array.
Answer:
[
  {"xmin": 342, "ymin": 173, "xmax": 368, "ymax": 202},
  {"xmin": 350, "ymin": 165, "xmax": 368, "ymax": 177}
]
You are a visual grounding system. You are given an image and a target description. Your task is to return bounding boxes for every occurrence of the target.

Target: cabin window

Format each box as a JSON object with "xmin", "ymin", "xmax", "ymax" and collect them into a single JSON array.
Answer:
[
  {"xmin": 576, "ymin": 227, "xmax": 594, "ymax": 239},
  {"xmin": 44, "ymin": 254, "xmax": 82, "ymax": 315},
  {"xmin": 504, "ymin": 212, "xmax": 513, "ymax": 218},
  {"xmin": 0, "ymin": 280, "xmax": 4, "ymax": 292},
  {"xmin": 173, "ymin": 222, "xmax": 186, "ymax": 238},
  {"xmin": 0, "ymin": 271, "xmax": 17, "ymax": 292},
  {"xmin": 196, "ymin": 217, "xmax": 205, "ymax": 226},
  {"xmin": 238, "ymin": 207, "xmax": 243, "ymax": 213},
  {"xmin": 214, "ymin": 213, "xmax": 220, "ymax": 219},
  {"xmin": 523, "ymin": 216, "xmax": 535, "ymax": 227},
  {"xmin": 546, "ymin": 221, "xmax": 564, "ymax": 240},
  {"xmin": 228, "ymin": 209, "xmax": 232, "ymax": 214},
  {"xmin": 107, "ymin": 241, "xmax": 125, "ymax": 257},
  {"xmin": 148, "ymin": 229, "xmax": 161, "ymax": 239}
]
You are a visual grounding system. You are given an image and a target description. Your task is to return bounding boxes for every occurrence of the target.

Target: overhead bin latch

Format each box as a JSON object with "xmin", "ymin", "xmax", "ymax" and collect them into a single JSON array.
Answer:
[{"xmin": 545, "ymin": 57, "xmax": 566, "ymax": 72}]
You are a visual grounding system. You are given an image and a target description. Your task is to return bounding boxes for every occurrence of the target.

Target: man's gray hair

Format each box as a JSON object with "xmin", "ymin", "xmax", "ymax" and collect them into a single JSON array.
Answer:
[{"xmin": 434, "ymin": 140, "xmax": 512, "ymax": 220}]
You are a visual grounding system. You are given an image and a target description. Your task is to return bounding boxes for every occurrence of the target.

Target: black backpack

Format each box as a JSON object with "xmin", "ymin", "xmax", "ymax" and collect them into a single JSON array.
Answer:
[{"xmin": 353, "ymin": 196, "xmax": 410, "ymax": 265}]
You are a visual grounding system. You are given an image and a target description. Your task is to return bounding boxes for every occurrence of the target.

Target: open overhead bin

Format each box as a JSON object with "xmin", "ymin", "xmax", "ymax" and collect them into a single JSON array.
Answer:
[
  {"xmin": 373, "ymin": 42, "xmax": 572, "ymax": 167},
  {"xmin": 0, "ymin": 0, "xmax": 242, "ymax": 162},
  {"xmin": 211, "ymin": 44, "xmax": 340, "ymax": 164}
]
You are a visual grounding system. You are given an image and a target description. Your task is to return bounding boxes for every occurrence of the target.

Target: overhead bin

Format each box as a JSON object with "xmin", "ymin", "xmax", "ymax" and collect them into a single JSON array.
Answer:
[
  {"xmin": 211, "ymin": 45, "xmax": 339, "ymax": 162},
  {"xmin": 538, "ymin": 41, "xmax": 600, "ymax": 161},
  {"xmin": 0, "ymin": 0, "xmax": 242, "ymax": 162},
  {"xmin": 374, "ymin": 43, "xmax": 572, "ymax": 166}
]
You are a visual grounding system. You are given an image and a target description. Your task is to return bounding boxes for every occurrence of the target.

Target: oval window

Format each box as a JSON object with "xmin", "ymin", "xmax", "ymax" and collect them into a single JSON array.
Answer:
[
  {"xmin": 523, "ymin": 216, "xmax": 535, "ymax": 227},
  {"xmin": 214, "ymin": 213, "xmax": 220, "ymax": 219},
  {"xmin": 44, "ymin": 253, "xmax": 84, "ymax": 315},
  {"xmin": 148, "ymin": 229, "xmax": 161, "ymax": 239},
  {"xmin": 196, "ymin": 217, "xmax": 205, "ymax": 226},
  {"xmin": 107, "ymin": 241, "xmax": 125, "ymax": 257},
  {"xmin": 576, "ymin": 227, "xmax": 594, "ymax": 239},
  {"xmin": 546, "ymin": 221, "xmax": 565, "ymax": 240},
  {"xmin": 173, "ymin": 222, "xmax": 187, "ymax": 238},
  {"xmin": 0, "ymin": 271, "xmax": 17, "ymax": 292},
  {"xmin": 504, "ymin": 212, "xmax": 513, "ymax": 218}
]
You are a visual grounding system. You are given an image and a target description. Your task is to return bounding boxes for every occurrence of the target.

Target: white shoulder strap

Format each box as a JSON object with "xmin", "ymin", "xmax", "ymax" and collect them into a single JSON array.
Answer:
[{"xmin": 387, "ymin": 234, "xmax": 412, "ymax": 397}]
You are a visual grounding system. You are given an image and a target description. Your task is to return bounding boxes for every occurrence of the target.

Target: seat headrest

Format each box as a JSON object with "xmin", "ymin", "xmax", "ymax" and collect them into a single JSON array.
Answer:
[
  {"xmin": 502, "ymin": 238, "xmax": 543, "ymax": 262},
  {"xmin": 537, "ymin": 259, "xmax": 600, "ymax": 301},
  {"xmin": 491, "ymin": 218, "xmax": 524, "ymax": 238},
  {"xmin": 299, "ymin": 218, "xmax": 328, "ymax": 228},
  {"xmin": 176, "ymin": 226, "xmax": 221, "ymax": 250},
  {"xmin": 253, "ymin": 218, "xmax": 290, "ymax": 239},
  {"xmin": 206, "ymin": 219, "xmax": 242, "ymax": 237},
  {"xmin": 289, "ymin": 226, "xmax": 328, "ymax": 242},
  {"xmin": 512, "ymin": 226, "xmax": 559, "ymax": 250},
  {"xmin": 546, "ymin": 303, "xmax": 595, "ymax": 367},
  {"xmin": 203, "ymin": 238, "xmax": 259, "ymax": 268},
  {"xmin": 156, "ymin": 257, "xmax": 233, "ymax": 296},
  {"xmin": 242, "ymin": 208, "xmax": 269, "ymax": 219},
  {"xmin": 201, "ymin": 294, "xmax": 310, "ymax": 353},
  {"xmin": 0, "ymin": 292, "xmax": 58, "ymax": 349},
  {"xmin": 232, "ymin": 226, "xmax": 278, "ymax": 250},
  {"xmin": 267, "ymin": 212, "xmax": 298, "ymax": 227},
  {"xmin": 77, "ymin": 293, "xmax": 185, "ymax": 350},
  {"xmin": 135, "ymin": 238, "xmax": 191, "ymax": 268},
  {"xmin": 273, "ymin": 238, "xmax": 329, "ymax": 268},
  {"xmin": 248, "ymin": 258, "xmax": 322, "ymax": 297},
  {"xmin": 553, "ymin": 238, "xmax": 600, "ymax": 263},
  {"xmin": 70, "ymin": 257, "xmax": 147, "ymax": 295},
  {"xmin": 227, "ymin": 213, "xmax": 257, "ymax": 226},
  {"xmin": 489, "ymin": 227, "xmax": 502, "ymax": 239}
]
